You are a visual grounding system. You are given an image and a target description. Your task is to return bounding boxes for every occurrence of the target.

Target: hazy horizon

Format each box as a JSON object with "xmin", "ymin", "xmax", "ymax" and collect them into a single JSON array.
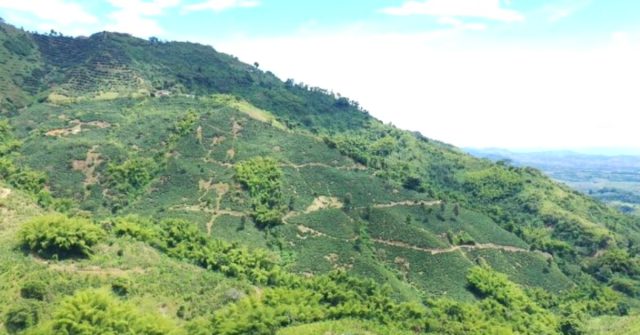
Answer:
[
  {"xmin": 465, "ymin": 146, "xmax": 640, "ymax": 156},
  {"xmin": 2, "ymin": 0, "xmax": 639, "ymax": 151}
]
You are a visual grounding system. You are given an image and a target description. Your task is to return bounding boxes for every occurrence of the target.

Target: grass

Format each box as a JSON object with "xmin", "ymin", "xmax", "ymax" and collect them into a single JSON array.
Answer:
[
  {"xmin": 366, "ymin": 207, "xmax": 448, "ymax": 249},
  {"xmin": 586, "ymin": 315, "xmax": 640, "ymax": 335},
  {"xmin": 374, "ymin": 244, "xmax": 476, "ymax": 300},
  {"xmin": 276, "ymin": 319, "xmax": 415, "ymax": 335},
  {"xmin": 287, "ymin": 209, "xmax": 356, "ymax": 240},
  {"xmin": 465, "ymin": 249, "xmax": 573, "ymax": 293}
]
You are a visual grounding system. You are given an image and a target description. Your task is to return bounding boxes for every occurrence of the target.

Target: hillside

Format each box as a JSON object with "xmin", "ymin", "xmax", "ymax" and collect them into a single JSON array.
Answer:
[
  {"xmin": 466, "ymin": 148, "xmax": 640, "ymax": 215},
  {"xmin": 2, "ymin": 22, "xmax": 640, "ymax": 334}
]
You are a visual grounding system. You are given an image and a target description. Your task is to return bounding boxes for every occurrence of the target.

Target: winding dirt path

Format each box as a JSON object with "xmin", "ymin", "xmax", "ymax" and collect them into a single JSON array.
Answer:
[
  {"xmin": 281, "ymin": 162, "xmax": 366, "ymax": 171},
  {"xmin": 371, "ymin": 200, "xmax": 442, "ymax": 209},
  {"xmin": 202, "ymin": 158, "xmax": 234, "ymax": 168},
  {"xmin": 171, "ymin": 205, "xmax": 244, "ymax": 235},
  {"xmin": 372, "ymin": 238, "xmax": 551, "ymax": 258}
]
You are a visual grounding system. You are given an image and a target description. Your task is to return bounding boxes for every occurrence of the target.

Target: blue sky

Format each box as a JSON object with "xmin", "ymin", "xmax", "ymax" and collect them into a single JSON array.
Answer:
[{"xmin": 1, "ymin": 0, "xmax": 639, "ymax": 151}]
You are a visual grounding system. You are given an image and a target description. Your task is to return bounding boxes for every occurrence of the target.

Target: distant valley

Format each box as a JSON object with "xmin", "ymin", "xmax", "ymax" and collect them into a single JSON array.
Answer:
[{"xmin": 467, "ymin": 149, "xmax": 640, "ymax": 215}]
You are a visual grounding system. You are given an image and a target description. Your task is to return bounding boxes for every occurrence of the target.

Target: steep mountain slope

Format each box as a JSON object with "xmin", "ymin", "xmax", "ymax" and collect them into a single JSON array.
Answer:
[{"xmin": 2, "ymin": 22, "xmax": 640, "ymax": 334}]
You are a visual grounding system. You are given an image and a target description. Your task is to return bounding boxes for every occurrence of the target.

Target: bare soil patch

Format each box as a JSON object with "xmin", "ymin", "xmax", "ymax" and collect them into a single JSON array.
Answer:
[{"xmin": 304, "ymin": 196, "xmax": 343, "ymax": 213}]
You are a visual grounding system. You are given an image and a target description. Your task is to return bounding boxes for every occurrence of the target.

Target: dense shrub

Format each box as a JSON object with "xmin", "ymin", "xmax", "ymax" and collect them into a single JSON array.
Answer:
[
  {"xmin": 461, "ymin": 166, "xmax": 524, "ymax": 201},
  {"xmin": 4, "ymin": 301, "xmax": 39, "ymax": 334},
  {"xmin": 466, "ymin": 266, "xmax": 560, "ymax": 335},
  {"xmin": 111, "ymin": 277, "xmax": 132, "ymax": 297},
  {"xmin": 20, "ymin": 280, "xmax": 47, "ymax": 301},
  {"xmin": 18, "ymin": 214, "xmax": 104, "ymax": 258},
  {"xmin": 112, "ymin": 215, "xmax": 159, "ymax": 244},
  {"xmin": 210, "ymin": 288, "xmax": 327, "ymax": 335},
  {"xmin": 114, "ymin": 217, "xmax": 281, "ymax": 283},
  {"xmin": 28, "ymin": 290, "xmax": 183, "ymax": 335},
  {"xmin": 234, "ymin": 157, "xmax": 285, "ymax": 227},
  {"xmin": 610, "ymin": 277, "xmax": 639, "ymax": 297},
  {"xmin": 105, "ymin": 157, "xmax": 157, "ymax": 211},
  {"xmin": 0, "ymin": 120, "xmax": 21, "ymax": 155},
  {"xmin": 447, "ymin": 230, "xmax": 475, "ymax": 246}
]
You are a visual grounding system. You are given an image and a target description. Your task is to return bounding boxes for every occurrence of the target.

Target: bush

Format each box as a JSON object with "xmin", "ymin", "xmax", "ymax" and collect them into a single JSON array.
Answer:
[
  {"xmin": 447, "ymin": 230, "xmax": 475, "ymax": 246},
  {"xmin": 111, "ymin": 277, "xmax": 132, "ymax": 296},
  {"xmin": 20, "ymin": 280, "xmax": 47, "ymax": 300},
  {"xmin": 112, "ymin": 215, "xmax": 158, "ymax": 244},
  {"xmin": 105, "ymin": 157, "xmax": 157, "ymax": 211},
  {"xmin": 5, "ymin": 301, "xmax": 39, "ymax": 334},
  {"xmin": 234, "ymin": 157, "xmax": 285, "ymax": 227},
  {"xmin": 0, "ymin": 120, "xmax": 21, "ymax": 155},
  {"xmin": 18, "ymin": 214, "xmax": 104, "ymax": 258},
  {"xmin": 610, "ymin": 277, "xmax": 639, "ymax": 297},
  {"xmin": 29, "ymin": 290, "xmax": 184, "ymax": 335},
  {"xmin": 466, "ymin": 266, "xmax": 560, "ymax": 335}
]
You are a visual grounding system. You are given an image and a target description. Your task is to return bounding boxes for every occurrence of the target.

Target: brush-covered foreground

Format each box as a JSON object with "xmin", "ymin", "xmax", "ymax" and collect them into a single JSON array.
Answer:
[{"xmin": 1, "ymin": 21, "xmax": 640, "ymax": 334}]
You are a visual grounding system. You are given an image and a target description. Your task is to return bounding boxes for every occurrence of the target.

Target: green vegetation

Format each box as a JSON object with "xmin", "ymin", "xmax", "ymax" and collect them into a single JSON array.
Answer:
[
  {"xmin": 29, "ymin": 290, "xmax": 183, "ymax": 335},
  {"xmin": 467, "ymin": 149, "xmax": 640, "ymax": 216},
  {"xmin": 114, "ymin": 216, "xmax": 280, "ymax": 282},
  {"xmin": 105, "ymin": 157, "xmax": 157, "ymax": 211},
  {"xmin": 586, "ymin": 315, "xmax": 640, "ymax": 335},
  {"xmin": 235, "ymin": 157, "xmax": 285, "ymax": 227},
  {"xmin": 0, "ymin": 20, "xmax": 639, "ymax": 335},
  {"xmin": 0, "ymin": 121, "xmax": 20, "ymax": 155},
  {"xmin": 18, "ymin": 214, "xmax": 104, "ymax": 258}
]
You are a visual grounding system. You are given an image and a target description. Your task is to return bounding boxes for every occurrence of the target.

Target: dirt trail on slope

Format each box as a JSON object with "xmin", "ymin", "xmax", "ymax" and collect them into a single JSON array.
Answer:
[
  {"xmin": 46, "ymin": 120, "xmax": 111, "ymax": 137},
  {"xmin": 202, "ymin": 158, "xmax": 234, "ymax": 168},
  {"xmin": 372, "ymin": 238, "xmax": 550, "ymax": 258},
  {"xmin": 372, "ymin": 200, "xmax": 441, "ymax": 209},
  {"xmin": 281, "ymin": 162, "xmax": 366, "ymax": 171},
  {"xmin": 296, "ymin": 225, "xmax": 330, "ymax": 239},
  {"xmin": 173, "ymin": 204, "xmax": 244, "ymax": 235}
]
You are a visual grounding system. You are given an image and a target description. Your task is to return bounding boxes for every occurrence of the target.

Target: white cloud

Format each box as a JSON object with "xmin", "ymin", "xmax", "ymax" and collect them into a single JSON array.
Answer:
[
  {"xmin": 0, "ymin": 0, "xmax": 97, "ymax": 26},
  {"xmin": 437, "ymin": 17, "xmax": 486, "ymax": 31},
  {"xmin": 183, "ymin": 0, "xmax": 259, "ymax": 12},
  {"xmin": 540, "ymin": 0, "xmax": 591, "ymax": 22},
  {"xmin": 381, "ymin": 0, "xmax": 524, "ymax": 22},
  {"xmin": 209, "ymin": 28, "xmax": 640, "ymax": 150},
  {"xmin": 104, "ymin": 0, "xmax": 180, "ymax": 37}
]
